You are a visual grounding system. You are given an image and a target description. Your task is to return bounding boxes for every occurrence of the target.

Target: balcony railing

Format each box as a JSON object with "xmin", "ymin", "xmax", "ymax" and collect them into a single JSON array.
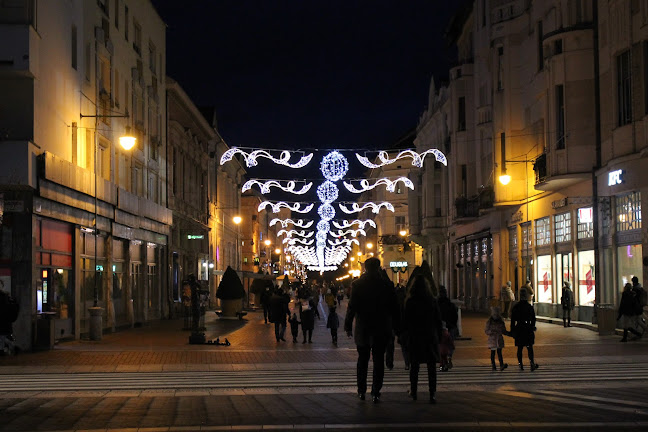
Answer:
[
  {"xmin": 533, "ymin": 153, "xmax": 547, "ymax": 185},
  {"xmin": 454, "ymin": 187, "xmax": 494, "ymax": 219}
]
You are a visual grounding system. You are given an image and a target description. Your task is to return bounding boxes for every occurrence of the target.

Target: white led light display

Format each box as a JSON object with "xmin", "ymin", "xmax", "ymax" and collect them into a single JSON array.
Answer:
[
  {"xmin": 331, "ymin": 219, "xmax": 377, "ymax": 230},
  {"xmin": 343, "ymin": 177, "xmax": 414, "ymax": 194},
  {"xmin": 285, "ymin": 238, "xmax": 314, "ymax": 246},
  {"xmin": 317, "ymin": 203, "xmax": 336, "ymax": 220},
  {"xmin": 242, "ymin": 179, "xmax": 312, "ymax": 194},
  {"xmin": 338, "ymin": 202, "xmax": 395, "ymax": 214},
  {"xmin": 220, "ymin": 147, "xmax": 313, "ymax": 168},
  {"xmin": 330, "ymin": 229, "xmax": 366, "ymax": 238},
  {"xmin": 277, "ymin": 229, "xmax": 313, "ymax": 238},
  {"xmin": 355, "ymin": 149, "xmax": 447, "ymax": 169},
  {"xmin": 320, "ymin": 151, "xmax": 349, "ymax": 181},
  {"xmin": 328, "ymin": 238, "xmax": 360, "ymax": 247},
  {"xmin": 316, "ymin": 180, "xmax": 339, "ymax": 203},
  {"xmin": 316, "ymin": 220, "xmax": 331, "ymax": 232},
  {"xmin": 258, "ymin": 201, "xmax": 314, "ymax": 214},
  {"xmin": 269, "ymin": 218, "xmax": 314, "ymax": 229}
]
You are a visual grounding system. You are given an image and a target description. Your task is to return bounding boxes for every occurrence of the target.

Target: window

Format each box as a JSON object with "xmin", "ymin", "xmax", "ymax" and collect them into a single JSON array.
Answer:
[
  {"xmin": 554, "ymin": 39, "xmax": 563, "ymax": 54},
  {"xmin": 556, "ymin": 85, "xmax": 565, "ymax": 149},
  {"xmin": 97, "ymin": 140, "xmax": 110, "ymax": 180},
  {"xmin": 85, "ymin": 129, "xmax": 93, "ymax": 170},
  {"xmin": 148, "ymin": 41, "xmax": 156, "ymax": 74},
  {"xmin": 457, "ymin": 97, "xmax": 466, "ymax": 131},
  {"xmin": 71, "ymin": 25, "xmax": 77, "ymax": 70},
  {"xmin": 434, "ymin": 183, "xmax": 442, "ymax": 217},
  {"xmin": 508, "ymin": 226, "xmax": 518, "ymax": 255},
  {"xmin": 554, "ymin": 212, "xmax": 572, "ymax": 243},
  {"xmin": 133, "ymin": 20, "xmax": 142, "ymax": 55},
  {"xmin": 537, "ymin": 21, "xmax": 543, "ymax": 71},
  {"xmin": 535, "ymin": 217, "xmax": 551, "ymax": 246},
  {"xmin": 85, "ymin": 43, "xmax": 91, "ymax": 81},
  {"xmin": 617, "ymin": 50, "xmax": 632, "ymax": 126},
  {"xmin": 577, "ymin": 207, "xmax": 594, "ymax": 239},
  {"xmin": 481, "ymin": 0, "xmax": 486, "ymax": 27},
  {"xmin": 395, "ymin": 216, "xmax": 406, "ymax": 233},
  {"xmin": 461, "ymin": 164, "xmax": 467, "ymax": 197},
  {"xmin": 132, "ymin": 164, "xmax": 143, "ymax": 196},
  {"xmin": 114, "ymin": 69, "xmax": 120, "ymax": 107},
  {"xmin": 497, "ymin": 47, "xmax": 504, "ymax": 90},
  {"xmin": 114, "ymin": 0, "xmax": 119, "ymax": 29},
  {"xmin": 578, "ymin": 250, "xmax": 595, "ymax": 305},
  {"xmin": 616, "ymin": 191, "xmax": 642, "ymax": 231},
  {"xmin": 521, "ymin": 222, "xmax": 532, "ymax": 253},
  {"xmin": 97, "ymin": 0, "xmax": 108, "ymax": 16},
  {"xmin": 124, "ymin": 5, "xmax": 129, "ymax": 41}
]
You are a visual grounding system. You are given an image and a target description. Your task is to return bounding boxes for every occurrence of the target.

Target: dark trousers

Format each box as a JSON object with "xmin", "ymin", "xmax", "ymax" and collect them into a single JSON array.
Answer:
[
  {"xmin": 516, "ymin": 345, "xmax": 535, "ymax": 364},
  {"xmin": 357, "ymin": 343, "xmax": 386, "ymax": 396},
  {"xmin": 409, "ymin": 361, "xmax": 437, "ymax": 397},
  {"xmin": 274, "ymin": 321, "xmax": 286, "ymax": 340},
  {"xmin": 562, "ymin": 308, "xmax": 571, "ymax": 327},
  {"xmin": 263, "ymin": 306, "xmax": 270, "ymax": 323},
  {"xmin": 302, "ymin": 328, "xmax": 313, "ymax": 342},
  {"xmin": 490, "ymin": 348, "xmax": 504, "ymax": 366},
  {"xmin": 330, "ymin": 328, "xmax": 338, "ymax": 343}
]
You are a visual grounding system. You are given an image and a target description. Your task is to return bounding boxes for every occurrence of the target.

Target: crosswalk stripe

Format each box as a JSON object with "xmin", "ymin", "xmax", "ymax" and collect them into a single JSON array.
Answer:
[{"xmin": 2, "ymin": 363, "xmax": 648, "ymax": 392}]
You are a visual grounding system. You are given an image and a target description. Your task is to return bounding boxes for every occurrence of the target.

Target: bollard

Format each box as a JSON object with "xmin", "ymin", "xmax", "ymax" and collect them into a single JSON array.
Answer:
[{"xmin": 88, "ymin": 307, "xmax": 103, "ymax": 341}]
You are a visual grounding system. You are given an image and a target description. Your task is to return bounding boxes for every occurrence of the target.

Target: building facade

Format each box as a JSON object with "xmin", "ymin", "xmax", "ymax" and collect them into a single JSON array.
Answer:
[{"xmin": 0, "ymin": 0, "xmax": 171, "ymax": 349}]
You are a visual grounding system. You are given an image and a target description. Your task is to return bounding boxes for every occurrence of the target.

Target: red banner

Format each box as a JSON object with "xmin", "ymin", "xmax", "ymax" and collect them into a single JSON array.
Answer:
[
  {"xmin": 586, "ymin": 269, "xmax": 593, "ymax": 294},
  {"xmin": 543, "ymin": 272, "xmax": 549, "ymax": 292}
]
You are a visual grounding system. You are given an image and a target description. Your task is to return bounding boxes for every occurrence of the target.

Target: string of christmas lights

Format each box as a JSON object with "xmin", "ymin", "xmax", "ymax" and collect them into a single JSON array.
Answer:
[
  {"xmin": 220, "ymin": 147, "xmax": 313, "ymax": 168},
  {"xmin": 355, "ymin": 149, "xmax": 447, "ymax": 169},
  {"xmin": 242, "ymin": 179, "xmax": 313, "ymax": 194}
]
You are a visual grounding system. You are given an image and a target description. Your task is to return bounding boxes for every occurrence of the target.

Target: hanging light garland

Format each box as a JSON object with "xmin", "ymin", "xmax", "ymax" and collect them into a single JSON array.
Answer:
[
  {"xmin": 355, "ymin": 149, "xmax": 447, "ymax": 169},
  {"xmin": 242, "ymin": 179, "xmax": 312, "ymax": 194},
  {"xmin": 277, "ymin": 229, "xmax": 313, "ymax": 238},
  {"xmin": 338, "ymin": 202, "xmax": 395, "ymax": 214},
  {"xmin": 330, "ymin": 229, "xmax": 367, "ymax": 238},
  {"xmin": 258, "ymin": 201, "xmax": 314, "ymax": 214},
  {"xmin": 343, "ymin": 177, "xmax": 414, "ymax": 194},
  {"xmin": 269, "ymin": 218, "xmax": 314, "ymax": 229},
  {"xmin": 331, "ymin": 219, "xmax": 377, "ymax": 230},
  {"xmin": 220, "ymin": 147, "xmax": 313, "ymax": 168}
]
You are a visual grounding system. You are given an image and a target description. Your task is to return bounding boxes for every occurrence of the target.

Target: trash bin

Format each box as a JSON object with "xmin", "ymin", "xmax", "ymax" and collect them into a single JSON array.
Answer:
[
  {"xmin": 597, "ymin": 304, "xmax": 616, "ymax": 336},
  {"xmin": 35, "ymin": 312, "xmax": 56, "ymax": 349}
]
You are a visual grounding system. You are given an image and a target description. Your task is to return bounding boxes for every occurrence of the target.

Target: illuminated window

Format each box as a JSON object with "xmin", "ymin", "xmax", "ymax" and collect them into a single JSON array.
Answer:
[
  {"xmin": 535, "ymin": 217, "xmax": 551, "ymax": 246},
  {"xmin": 554, "ymin": 212, "xmax": 571, "ymax": 243},
  {"xmin": 577, "ymin": 207, "xmax": 594, "ymax": 239},
  {"xmin": 616, "ymin": 191, "xmax": 642, "ymax": 231}
]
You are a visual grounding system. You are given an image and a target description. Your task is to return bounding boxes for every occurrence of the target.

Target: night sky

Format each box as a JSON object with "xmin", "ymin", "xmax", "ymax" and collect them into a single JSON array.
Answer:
[{"xmin": 152, "ymin": 1, "xmax": 464, "ymax": 153}]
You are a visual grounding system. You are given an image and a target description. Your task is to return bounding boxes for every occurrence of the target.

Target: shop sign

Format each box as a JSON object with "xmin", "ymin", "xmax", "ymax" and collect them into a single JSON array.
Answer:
[
  {"xmin": 551, "ymin": 198, "xmax": 567, "ymax": 209},
  {"xmin": 511, "ymin": 211, "xmax": 523, "ymax": 223},
  {"xmin": 390, "ymin": 261, "xmax": 408, "ymax": 273},
  {"xmin": 608, "ymin": 169, "xmax": 624, "ymax": 186},
  {"xmin": 187, "ymin": 234, "xmax": 204, "ymax": 240}
]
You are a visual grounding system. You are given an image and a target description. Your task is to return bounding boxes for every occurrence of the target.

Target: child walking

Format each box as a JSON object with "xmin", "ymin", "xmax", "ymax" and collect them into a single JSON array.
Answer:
[
  {"xmin": 326, "ymin": 304, "xmax": 340, "ymax": 345},
  {"xmin": 288, "ymin": 311, "xmax": 301, "ymax": 343},
  {"xmin": 438, "ymin": 323, "xmax": 455, "ymax": 372},
  {"xmin": 485, "ymin": 306, "xmax": 508, "ymax": 371}
]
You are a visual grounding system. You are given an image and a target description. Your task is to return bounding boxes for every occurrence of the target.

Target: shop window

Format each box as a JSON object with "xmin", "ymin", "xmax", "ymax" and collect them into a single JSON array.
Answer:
[
  {"xmin": 618, "ymin": 244, "xmax": 643, "ymax": 289},
  {"xmin": 521, "ymin": 222, "xmax": 532, "ymax": 254},
  {"xmin": 554, "ymin": 212, "xmax": 571, "ymax": 243},
  {"xmin": 535, "ymin": 217, "xmax": 551, "ymax": 246},
  {"xmin": 508, "ymin": 227, "xmax": 518, "ymax": 255},
  {"xmin": 616, "ymin": 191, "xmax": 642, "ymax": 231},
  {"xmin": 556, "ymin": 252, "xmax": 573, "ymax": 292},
  {"xmin": 536, "ymin": 255, "xmax": 553, "ymax": 303},
  {"xmin": 617, "ymin": 50, "xmax": 632, "ymax": 126},
  {"xmin": 577, "ymin": 250, "xmax": 595, "ymax": 305},
  {"xmin": 577, "ymin": 207, "xmax": 594, "ymax": 239}
]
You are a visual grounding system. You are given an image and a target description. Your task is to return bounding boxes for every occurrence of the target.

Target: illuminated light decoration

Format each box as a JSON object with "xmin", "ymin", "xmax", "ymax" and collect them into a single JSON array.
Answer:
[
  {"xmin": 258, "ymin": 201, "xmax": 314, "ymax": 214},
  {"xmin": 343, "ymin": 177, "xmax": 414, "ymax": 194},
  {"xmin": 285, "ymin": 238, "xmax": 314, "ymax": 246},
  {"xmin": 355, "ymin": 149, "xmax": 447, "ymax": 169},
  {"xmin": 331, "ymin": 219, "xmax": 377, "ymax": 230},
  {"xmin": 328, "ymin": 238, "xmax": 360, "ymax": 247},
  {"xmin": 338, "ymin": 202, "xmax": 395, "ymax": 214},
  {"xmin": 330, "ymin": 229, "xmax": 367, "ymax": 238},
  {"xmin": 318, "ymin": 203, "xmax": 336, "ymax": 220},
  {"xmin": 316, "ymin": 180, "xmax": 339, "ymax": 203},
  {"xmin": 220, "ymin": 147, "xmax": 313, "ymax": 168},
  {"xmin": 316, "ymin": 220, "xmax": 331, "ymax": 232},
  {"xmin": 277, "ymin": 229, "xmax": 313, "ymax": 238},
  {"xmin": 269, "ymin": 218, "xmax": 314, "ymax": 229},
  {"xmin": 242, "ymin": 179, "xmax": 312, "ymax": 194},
  {"xmin": 307, "ymin": 265, "xmax": 338, "ymax": 271},
  {"xmin": 320, "ymin": 151, "xmax": 349, "ymax": 181},
  {"xmin": 316, "ymin": 231, "xmax": 328, "ymax": 242}
]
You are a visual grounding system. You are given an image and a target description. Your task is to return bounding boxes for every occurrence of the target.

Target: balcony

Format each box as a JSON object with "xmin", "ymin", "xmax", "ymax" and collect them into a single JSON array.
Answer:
[
  {"xmin": 0, "ymin": 25, "xmax": 38, "ymax": 76},
  {"xmin": 454, "ymin": 187, "xmax": 494, "ymax": 220}
]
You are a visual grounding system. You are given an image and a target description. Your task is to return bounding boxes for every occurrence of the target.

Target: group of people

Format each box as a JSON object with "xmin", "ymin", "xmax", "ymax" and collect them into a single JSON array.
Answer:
[
  {"xmin": 617, "ymin": 276, "xmax": 647, "ymax": 342},
  {"xmin": 343, "ymin": 257, "xmax": 458, "ymax": 404},
  {"xmin": 259, "ymin": 280, "xmax": 344, "ymax": 345}
]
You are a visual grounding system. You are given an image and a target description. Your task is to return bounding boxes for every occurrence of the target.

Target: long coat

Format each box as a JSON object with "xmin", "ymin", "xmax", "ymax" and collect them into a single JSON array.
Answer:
[
  {"xmin": 344, "ymin": 272, "xmax": 398, "ymax": 347},
  {"xmin": 510, "ymin": 301, "xmax": 536, "ymax": 347},
  {"xmin": 560, "ymin": 287, "xmax": 575, "ymax": 310},
  {"xmin": 299, "ymin": 299, "xmax": 315, "ymax": 331},
  {"xmin": 269, "ymin": 293, "xmax": 288, "ymax": 324},
  {"xmin": 403, "ymin": 296, "xmax": 442, "ymax": 364},
  {"xmin": 485, "ymin": 317, "xmax": 506, "ymax": 349}
]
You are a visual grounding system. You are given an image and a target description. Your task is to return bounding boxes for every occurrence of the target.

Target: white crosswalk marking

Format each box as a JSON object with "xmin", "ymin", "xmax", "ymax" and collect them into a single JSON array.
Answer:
[{"xmin": 3, "ymin": 363, "xmax": 648, "ymax": 392}]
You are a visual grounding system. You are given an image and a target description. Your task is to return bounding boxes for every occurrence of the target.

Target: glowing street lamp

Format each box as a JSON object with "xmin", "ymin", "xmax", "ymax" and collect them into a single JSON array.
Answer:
[
  {"xmin": 399, "ymin": 229, "xmax": 407, "ymax": 237},
  {"xmin": 233, "ymin": 215, "xmax": 242, "ymax": 225},
  {"xmin": 264, "ymin": 239, "xmax": 271, "ymax": 246},
  {"xmin": 366, "ymin": 242, "xmax": 373, "ymax": 249}
]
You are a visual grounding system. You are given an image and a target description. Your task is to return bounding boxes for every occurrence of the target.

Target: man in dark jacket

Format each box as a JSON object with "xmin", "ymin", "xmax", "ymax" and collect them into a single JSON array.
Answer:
[
  {"xmin": 260, "ymin": 283, "xmax": 272, "ymax": 324},
  {"xmin": 344, "ymin": 257, "xmax": 399, "ymax": 403},
  {"xmin": 269, "ymin": 288, "xmax": 289, "ymax": 342}
]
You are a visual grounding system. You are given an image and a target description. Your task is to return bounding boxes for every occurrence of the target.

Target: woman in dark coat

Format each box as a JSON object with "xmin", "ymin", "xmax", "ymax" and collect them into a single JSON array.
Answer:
[
  {"xmin": 402, "ymin": 275, "xmax": 442, "ymax": 403},
  {"xmin": 299, "ymin": 297, "xmax": 316, "ymax": 343},
  {"xmin": 510, "ymin": 288, "xmax": 538, "ymax": 371},
  {"xmin": 618, "ymin": 282, "xmax": 642, "ymax": 342}
]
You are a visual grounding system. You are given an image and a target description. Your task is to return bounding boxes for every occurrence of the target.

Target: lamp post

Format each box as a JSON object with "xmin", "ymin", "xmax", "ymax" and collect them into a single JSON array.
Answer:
[
  {"xmin": 80, "ymin": 111, "xmax": 135, "ymax": 341},
  {"xmin": 233, "ymin": 215, "xmax": 242, "ymax": 271}
]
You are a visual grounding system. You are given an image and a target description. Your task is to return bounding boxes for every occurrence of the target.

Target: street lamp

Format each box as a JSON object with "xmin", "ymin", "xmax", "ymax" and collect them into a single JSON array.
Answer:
[
  {"xmin": 80, "ymin": 111, "xmax": 135, "ymax": 340},
  {"xmin": 399, "ymin": 229, "xmax": 408, "ymax": 237},
  {"xmin": 233, "ymin": 216, "xmax": 242, "ymax": 271},
  {"xmin": 366, "ymin": 242, "xmax": 373, "ymax": 249}
]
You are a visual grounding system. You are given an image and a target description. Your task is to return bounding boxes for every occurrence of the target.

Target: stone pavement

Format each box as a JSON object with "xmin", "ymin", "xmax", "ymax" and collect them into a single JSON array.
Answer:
[{"xmin": 1, "ymin": 298, "xmax": 645, "ymax": 372}]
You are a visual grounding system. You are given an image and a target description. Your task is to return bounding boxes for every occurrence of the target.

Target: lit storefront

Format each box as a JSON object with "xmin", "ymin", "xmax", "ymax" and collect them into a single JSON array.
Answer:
[{"xmin": 454, "ymin": 231, "xmax": 493, "ymax": 311}]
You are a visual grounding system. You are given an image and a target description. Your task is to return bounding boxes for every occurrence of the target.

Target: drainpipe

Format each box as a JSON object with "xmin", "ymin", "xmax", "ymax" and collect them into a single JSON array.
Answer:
[{"xmin": 592, "ymin": 0, "xmax": 602, "ymax": 322}]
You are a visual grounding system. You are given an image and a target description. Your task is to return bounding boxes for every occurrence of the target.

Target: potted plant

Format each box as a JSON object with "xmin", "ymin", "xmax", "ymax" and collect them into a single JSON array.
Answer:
[{"xmin": 216, "ymin": 266, "xmax": 246, "ymax": 318}]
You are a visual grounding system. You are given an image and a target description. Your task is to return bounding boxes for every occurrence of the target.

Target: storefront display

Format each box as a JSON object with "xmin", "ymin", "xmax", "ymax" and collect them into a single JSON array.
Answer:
[
  {"xmin": 536, "ymin": 255, "xmax": 552, "ymax": 303},
  {"xmin": 617, "ymin": 244, "xmax": 642, "ymax": 289},
  {"xmin": 578, "ymin": 250, "xmax": 595, "ymax": 305}
]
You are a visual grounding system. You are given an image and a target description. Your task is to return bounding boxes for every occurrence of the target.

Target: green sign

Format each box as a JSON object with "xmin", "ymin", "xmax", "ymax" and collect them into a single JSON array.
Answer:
[{"xmin": 187, "ymin": 235, "xmax": 204, "ymax": 240}]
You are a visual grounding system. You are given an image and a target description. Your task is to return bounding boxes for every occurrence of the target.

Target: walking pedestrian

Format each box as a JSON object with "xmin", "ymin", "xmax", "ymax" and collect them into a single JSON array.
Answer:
[
  {"xmin": 510, "ymin": 288, "xmax": 539, "ymax": 371},
  {"xmin": 288, "ymin": 310, "xmax": 300, "ymax": 343},
  {"xmin": 560, "ymin": 281, "xmax": 575, "ymax": 327},
  {"xmin": 500, "ymin": 281, "xmax": 514, "ymax": 319},
  {"xmin": 437, "ymin": 286, "xmax": 458, "ymax": 370},
  {"xmin": 438, "ymin": 323, "xmax": 454, "ymax": 372},
  {"xmin": 344, "ymin": 257, "xmax": 399, "ymax": 403},
  {"xmin": 618, "ymin": 282, "xmax": 642, "ymax": 342},
  {"xmin": 395, "ymin": 282, "xmax": 410, "ymax": 370},
  {"xmin": 402, "ymin": 274, "xmax": 442, "ymax": 404},
  {"xmin": 381, "ymin": 268, "xmax": 397, "ymax": 371},
  {"xmin": 299, "ymin": 297, "xmax": 315, "ymax": 343},
  {"xmin": 326, "ymin": 304, "xmax": 340, "ymax": 345},
  {"xmin": 260, "ymin": 283, "xmax": 272, "ymax": 324},
  {"xmin": 485, "ymin": 306, "xmax": 508, "ymax": 371},
  {"xmin": 269, "ymin": 288, "xmax": 289, "ymax": 342},
  {"xmin": 520, "ymin": 279, "xmax": 534, "ymax": 305}
]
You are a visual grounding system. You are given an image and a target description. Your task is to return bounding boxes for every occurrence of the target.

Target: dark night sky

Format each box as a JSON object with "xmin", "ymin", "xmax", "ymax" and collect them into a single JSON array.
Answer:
[{"xmin": 152, "ymin": 1, "xmax": 464, "ymax": 152}]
